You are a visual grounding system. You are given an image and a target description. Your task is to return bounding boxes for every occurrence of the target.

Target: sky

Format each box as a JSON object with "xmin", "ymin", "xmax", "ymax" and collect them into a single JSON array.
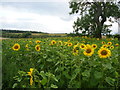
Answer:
[{"xmin": 0, "ymin": 0, "xmax": 119, "ymax": 34}]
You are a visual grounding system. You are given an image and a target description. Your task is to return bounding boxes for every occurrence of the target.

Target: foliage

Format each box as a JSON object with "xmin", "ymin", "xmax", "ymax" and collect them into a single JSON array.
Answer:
[
  {"xmin": 69, "ymin": 0, "xmax": 120, "ymax": 38},
  {"xmin": 22, "ymin": 32, "xmax": 32, "ymax": 38},
  {"xmin": 2, "ymin": 37, "xmax": 120, "ymax": 89},
  {"xmin": 12, "ymin": 70, "xmax": 58, "ymax": 88}
]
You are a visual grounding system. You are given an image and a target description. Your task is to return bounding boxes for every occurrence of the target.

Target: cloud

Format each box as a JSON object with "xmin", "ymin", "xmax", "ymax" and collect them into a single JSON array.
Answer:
[
  {"xmin": 0, "ymin": 2, "xmax": 119, "ymax": 34},
  {"xmin": 1, "ymin": 0, "xmax": 69, "ymax": 2},
  {"xmin": 0, "ymin": 3, "xmax": 75, "ymax": 33},
  {"xmin": 104, "ymin": 20, "xmax": 118, "ymax": 34}
]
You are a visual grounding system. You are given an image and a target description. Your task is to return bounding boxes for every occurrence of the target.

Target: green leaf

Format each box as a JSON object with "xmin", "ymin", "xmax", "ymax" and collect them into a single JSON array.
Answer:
[
  {"xmin": 43, "ymin": 54, "xmax": 47, "ymax": 59},
  {"xmin": 39, "ymin": 71, "xmax": 46, "ymax": 78},
  {"xmin": 105, "ymin": 77, "xmax": 115, "ymax": 86},
  {"xmin": 50, "ymin": 84, "xmax": 58, "ymax": 88},
  {"xmin": 63, "ymin": 71, "xmax": 71, "ymax": 79},
  {"xmin": 41, "ymin": 78, "xmax": 47, "ymax": 85},
  {"xmin": 12, "ymin": 83, "xmax": 18, "ymax": 88},
  {"xmin": 51, "ymin": 75, "xmax": 58, "ymax": 82},
  {"xmin": 46, "ymin": 59, "xmax": 53, "ymax": 62},
  {"xmin": 82, "ymin": 70, "xmax": 90, "ymax": 77},
  {"xmin": 102, "ymin": 63, "xmax": 112, "ymax": 69},
  {"xmin": 94, "ymin": 71, "xmax": 103, "ymax": 79}
]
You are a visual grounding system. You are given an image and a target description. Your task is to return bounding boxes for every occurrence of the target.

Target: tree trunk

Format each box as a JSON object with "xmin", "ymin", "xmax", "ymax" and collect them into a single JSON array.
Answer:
[{"xmin": 94, "ymin": 2, "xmax": 106, "ymax": 39}]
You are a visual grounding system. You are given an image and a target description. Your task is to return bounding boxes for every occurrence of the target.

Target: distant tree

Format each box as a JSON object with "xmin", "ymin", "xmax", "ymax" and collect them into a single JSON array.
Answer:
[
  {"xmin": 69, "ymin": 0, "xmax": 120, "ymax": 38},
  {"xmin": 22, "ymin": 32, "xmax": 31, "ymax": 38}
]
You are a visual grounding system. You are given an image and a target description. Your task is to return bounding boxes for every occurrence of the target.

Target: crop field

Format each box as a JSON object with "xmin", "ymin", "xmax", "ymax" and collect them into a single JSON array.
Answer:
[{"xmin": 2, "ymin": 36, "xmax": 120, "ymax": 88}]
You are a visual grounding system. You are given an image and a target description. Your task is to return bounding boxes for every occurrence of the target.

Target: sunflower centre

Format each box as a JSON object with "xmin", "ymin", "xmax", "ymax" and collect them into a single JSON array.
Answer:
[
  {"xmin": 81, "ymin": 45, "xmax": 84, "ymax": 48},
  {"xmin": 37, "ymin": 46, "xmax": 39, "ymax": 50},
  {"xmin": 14, "ymin": 45, "xmax": 19, "ymax": 49},
  {"xmin": 86, "ymin": 49, "xmax": 91, "ymax": 53},
  {"xmin": 93, "ymin": 45, "xmax": 96, "ymax": 48},
  {"xmin": 101, "ymin": 50, "xmax": 107, "ymax": 55}
]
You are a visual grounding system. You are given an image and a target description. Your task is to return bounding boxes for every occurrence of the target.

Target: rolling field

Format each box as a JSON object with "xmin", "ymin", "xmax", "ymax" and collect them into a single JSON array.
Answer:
[{"xmin": 2, "ymin": 36, "xmax": 120, "ymax": 88}]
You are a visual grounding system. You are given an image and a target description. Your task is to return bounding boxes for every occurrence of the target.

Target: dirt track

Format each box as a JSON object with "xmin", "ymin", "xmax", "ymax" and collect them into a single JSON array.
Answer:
[{"xmin": 0, "ymin": 37, "xmax": 9, "ymax": 40}]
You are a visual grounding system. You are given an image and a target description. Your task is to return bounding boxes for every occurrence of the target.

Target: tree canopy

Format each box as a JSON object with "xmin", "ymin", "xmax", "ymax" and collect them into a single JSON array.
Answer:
[{"xmin": 69, "ymin": 0, "xmax": 120, "ymax": 38}]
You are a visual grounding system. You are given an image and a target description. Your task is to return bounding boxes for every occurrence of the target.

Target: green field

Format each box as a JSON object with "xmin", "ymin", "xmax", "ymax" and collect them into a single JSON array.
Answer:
[{"xmin": 2, "ymin": 36, "xmax": 120, "ymax": 88}]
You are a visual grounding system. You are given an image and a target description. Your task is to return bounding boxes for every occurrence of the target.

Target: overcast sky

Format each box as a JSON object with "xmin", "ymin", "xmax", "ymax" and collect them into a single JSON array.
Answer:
[{"xmin": 0, "ymin": 0, "xmax": 119, "ymax": 34}]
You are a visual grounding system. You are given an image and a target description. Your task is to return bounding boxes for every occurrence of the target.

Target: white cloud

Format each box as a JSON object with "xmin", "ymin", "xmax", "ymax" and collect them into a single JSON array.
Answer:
[
  {"xmin": 104, "ymin": 19, "xmax": 118, "ymax": 34},
  {"xmin": 1, "ymin": 0, "xmax": 69, "ymax": 2},
  {"xmin": 0, "ymin": 3, "xmax": 118, "ymax": 34},
  {"xmin": 0, "ymin": 5, "xmax": 75, "ymax": 33}
]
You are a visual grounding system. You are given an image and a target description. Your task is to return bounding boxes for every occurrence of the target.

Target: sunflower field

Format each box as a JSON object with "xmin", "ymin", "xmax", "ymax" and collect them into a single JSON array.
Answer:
[{"xmin": 2, "ymin": 36, "xmax": 120, "ymax": 89}]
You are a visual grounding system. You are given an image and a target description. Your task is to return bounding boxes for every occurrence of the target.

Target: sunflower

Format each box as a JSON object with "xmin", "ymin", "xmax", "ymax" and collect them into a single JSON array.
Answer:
[
  {"xmin": 25, "ymin": 44, "xmax": 29, "ymax": 48},
  {"xmin": 92, "ymin": 44, "xmax": 97, "ymax": 49},
  {"xmin": 73, "ymin": 45, "xmax": 79, "ymax": 50},
  {"xmin": 35, "ymin": 45, "xmax": 40, "ymax": 51},
  {"xmin": 101, "ymin": 44, "xmax": 108, "ymax": 48},
  {"xmin": 110, "ymin": 46, "xmax": 114, "ymax": 49},
  {"xmin": 86, "ymin": 44, "xmax": 91, "ymax": 48},
  {"xmin": 98, "ymin": 48, "xmax": 111, "ymax": 58},
  {"xmin": 58, "ymin": 41, "xmax": 63, "ymax": 45},
  {"xmin": 72, "ymin": 49, "xmax": 78, "ymax": 56},
  {"xmin": 82, "ymin": 41, "xmax": 85, "ymax": 43},
  {"xmin": 64, "ymin": 42, "xmax": 68, "ymax": 46},
  {"xmin": 51, "ymin": 40, "xmax": 56, "ymax": 45},
  {"xmin": 29, "ymin": 41, "xmax": 32, "ymax": 44},
  {"xmin": 67, "ymin": 40, "xmax": 70, "ymax": 43},
  {"xmin": 80, "ymin": 44, "xmax": 86, "ymax": 49},
  {"xmin": 68, "ymin": 43, "xmax": 72, "ymax": 47},
  {"xmin": 107, "ymin": 42, "xmax": 112, "ymax": 46},
  {"xmin": 27, "ymin": 68, "xmax": 34, "ymax": 86},
  {"xmin": 97, "ymin": 38, "xmax": 99, "ymax": 40},
  {"xmin": 102, "ymin": 41, "xmax": 105, "ymax": 44},
  {"xmin": 115, "ymin": 43, "xmax": 119, "ymax": 46},
  {"xmin": 83, "ymin": 47, "xmax": 94, "ymax": 56},
  {"xmin": 25, "ymin": 44, "xmax": 29, "ymax": 51},
  {"xmin": 36, "ymin": 40, "xmax": 41, "ymax": 43},
  {"xmin": 12, "ymin": 43, "xmax": 20, "ymax": 51}
]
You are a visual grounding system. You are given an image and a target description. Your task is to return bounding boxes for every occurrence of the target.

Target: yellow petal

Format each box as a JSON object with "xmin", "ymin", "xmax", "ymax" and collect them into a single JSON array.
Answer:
[
  {"xmin": 27, "ymin": 72, "xmax": 32, "ymax": 76},
  {"xmin": 30, "ymin": 68, "xmax": 34, "ymax": 73}
]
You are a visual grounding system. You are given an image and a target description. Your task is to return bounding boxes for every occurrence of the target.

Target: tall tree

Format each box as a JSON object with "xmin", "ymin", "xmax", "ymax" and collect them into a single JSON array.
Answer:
[{"xmin": 69, "ymin": 0, "xmax": 120, "ymax": 38}]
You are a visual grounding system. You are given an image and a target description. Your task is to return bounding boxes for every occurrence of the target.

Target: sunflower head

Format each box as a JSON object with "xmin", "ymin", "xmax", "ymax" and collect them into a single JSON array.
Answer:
[
  {"xmin": 29, "ymin": 41, "xmax": 32, "ymax": 44},
  {"xmin": 82, "ymin": 41, "xmax": 85, "ymax": 43},
  {"xmin": 68, "ymin": 43, "xmax": 72, "ymax": 47},
  {"xmin": 64, "ymin": 42, "xmax": 68, "ymax": 46},
  {"xmin": 115, "ymin": 43, "xmax": 119, "ymax": 46},
  {"xmin": 107, "ymin": 42, "xmax": 112, "ymax": 46},
  {"xmin": 72, "ymin": 49, "xmax": 78, "ymax": 56},
  {"xmin": 51, "ymin": 40, "xmax": 56, "ymax": 45},
  {"xmin": 30, "ymin": 68, "xmax": 34, "ymax": 74},
  {"xmin": 58, "ymin": 41, "xmax": 63, "ymax": 45},
  {"xmin": 102, "ymin": 41, "xmax": 105, "ymax": 44},
  {"xmin": 86, "ymin": 44, "xmax": 92, "ymax": 48},
  {"xmin": 92, "ymin": 44, "xmax": 97, "ymax": 49},
  {"xmin": 25, "ymin": 44, "xmax": 29, "ymax": 48},
  {"xmin": 36, "ymin": 40, "xmax": 41, "ymax": 43},
  {"xmin": 110, "ymin": 46, "xmax": 114, "ymax": 49},
  {"xmin": 35, "ymin": 45, "xmax": 40, "ymax": 51},
  {"xmin": 67, "ymin": 40, "xmax": 70, "ymax": 43},
  {"xmin": 80, "ymin": 44, "xmax": 86, "ymax": 49},
  {"xmin": 97, "ymin": 38, "xmax": 99, "ymax": 40},
  {"xmin": 101, "ymin": 44, "xmax": 108, "ymax": 48},
  {"xmin": 74, "ymin": 45, "xmax": 79, "ymax": 50},
  {"xmin": 12, "ymin": 43, "xmax": 20, "ymax": 51},
  {"xmin": 98, "ymin": 48, "xmax": 111, "ymax": 58},
  {"xmin": 83, "ymin": 47, "xmax": 94, "ymax": 56}
]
